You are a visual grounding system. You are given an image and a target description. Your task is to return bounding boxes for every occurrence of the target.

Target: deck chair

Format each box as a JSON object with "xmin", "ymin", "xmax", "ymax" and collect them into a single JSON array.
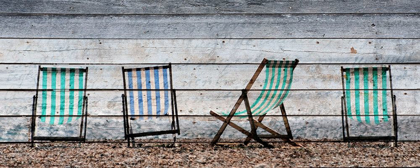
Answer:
[
  {"xmin": 121, "ymin": 64, "xmax": 180, "ymax": 147},
  {"xmin": 340, "ymin": 66, "xmax": 398, "ymax": 146},
  {"xmin": 210, "ymin": 58, "xmax": 299, "ymax": 148},
  {"xmin": 30, "ymin": 66, "xmax": 89, "ymax": 147}
]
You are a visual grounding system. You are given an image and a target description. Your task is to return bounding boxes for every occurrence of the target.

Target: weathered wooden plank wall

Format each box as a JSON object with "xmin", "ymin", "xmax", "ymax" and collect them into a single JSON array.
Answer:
[
  {"xmin": 0, "ymin": 0, "xmax": 419, "ymax": 142},
  {"xmin": 1, "ymin": 0, "xmax": 420, "ymax": 14},
  {"xmin": 1, "ymin": 14, "xmax": 420, "ymax": 38}
]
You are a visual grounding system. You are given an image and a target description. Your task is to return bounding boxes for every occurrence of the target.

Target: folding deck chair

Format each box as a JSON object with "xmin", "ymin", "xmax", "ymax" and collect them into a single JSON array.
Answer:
[
  {"xmin": 341, "ymin": 66, "xmax": 398, "ymax": 146},
  {"xmin": 210, "ymin": 58, "xmax": 299, "ymax": 148},
  {"xmin": 121, "ymin": 64, "xmax": 180, "ymax": 147},
  {"xmin": 30, "ymin": 66, "xmax": 89, "ymax": 147}
]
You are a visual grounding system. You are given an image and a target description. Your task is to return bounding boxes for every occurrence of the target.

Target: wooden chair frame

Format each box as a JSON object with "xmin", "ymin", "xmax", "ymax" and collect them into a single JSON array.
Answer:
[
  {"xmin": 340, "ymin": 66, "xmax": 398, "ymax": 147},
  {"xmin": 30, "ymin": 66, "xmax": 89, "ymax": 147},
  {"xmin": 121, "ymin": 64, "xmax": 180, "ymax": 147},
  {"xmin": 210, "ymin": 58, "xmax": 300, "ymax": 148}
]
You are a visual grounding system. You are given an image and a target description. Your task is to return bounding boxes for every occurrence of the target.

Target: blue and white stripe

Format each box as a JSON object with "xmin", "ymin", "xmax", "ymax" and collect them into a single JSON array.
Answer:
[{"xmin": 125, "ymin": 67, "xmax": 170, "ymax": 119}]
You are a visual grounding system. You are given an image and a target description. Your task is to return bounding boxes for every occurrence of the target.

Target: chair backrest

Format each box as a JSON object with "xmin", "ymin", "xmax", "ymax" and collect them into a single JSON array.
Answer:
[
  {"xmin": 36, "ymin": 67, "xmax": 88, "ymax": 125},
  {"xmin": 122, "ymin": 66, "xmax": 172, "ymax": 119},
  {"xmin": 232, "ymin": 59, "xmax": 299, "ymax": 116},
  {"xmin": 341, "ymin": 67, "xmax": 392, "ymax": 124}
]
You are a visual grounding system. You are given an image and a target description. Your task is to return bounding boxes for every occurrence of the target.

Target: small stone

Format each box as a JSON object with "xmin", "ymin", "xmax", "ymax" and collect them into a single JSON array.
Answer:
[{"xmin": 254, "ymin": 163, "xmax": 270, "ymax": 168}]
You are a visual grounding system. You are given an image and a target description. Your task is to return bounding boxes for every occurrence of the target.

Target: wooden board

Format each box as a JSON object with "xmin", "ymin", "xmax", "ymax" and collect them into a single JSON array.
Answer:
[
  {"xmin": 1, "ymin": 0, "xmax": 420, "ymax": 14},
  {"xmin": 0, "ymin": 39, "xmax": 419, "ymax": 64},
  {"xmin": 1, "ymin": 1, "xmax": 420, "ymax": 141},
  {"xmin": 0, "ymin": 89, "xmax": 418, "ymax": 116},
  {"xmin": 1, "ymin": 14, "xmax": 420, "ymax": 39}
]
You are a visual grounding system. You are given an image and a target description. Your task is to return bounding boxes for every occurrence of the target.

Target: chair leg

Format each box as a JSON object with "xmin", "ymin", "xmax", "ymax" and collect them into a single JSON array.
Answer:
[
  {"xmin": 30, "ymin": 120, "xmax": 35, "ymax": 147},
  {"xmin": 171, "ymin": 121, "xmax": 177, "ymax": 147},
  {"xmin": 130, "ymin": 124, "xmax": 135, "ymax": 147},
  {"xmin": 243, "ymin": 103, "xmax": 298, "ymax": 146},
  {"xmin": 341, "ymin": 96, "xmax": 347, "ymax": 142},
  {"xmin": 210, "ymin": 95, "xmax": 245, "ymax": 146},
  {"xmin": 171, "ymin": 135, "xmax": 176, "ymax": 147},
  {"xmin": 252, "ymin": 118, "xmax": 300, "ymax": 146},
  {"xmin": 394, "ymin": 138, "xmax": 398, "ymax": 147},
  {"xmin": 211, "ymin": 111, "xmax": 275, "ymax": 146},
  {"xmin": 31, "ymin": 95, "xmax": 36, "ymax": 147},
  {"xmin": 127, "ymin": 122, "xmax": 135, "ymax": 148},
  {"xmin": 243, "ymin": 92, "xmax": 272, "ymax": 148},
  {"xmin": 210, "ymin": 111, "xmax": 254, "ymax": 138},
  {"xmin": 279, "ymin": 103, "xmax": 293, "ymax": 139},
  {"xmin": 211, "ymin": 111, "xmax": 297, "ymax": 147},
  {"xmin": 393, "ymin": 95, "xmax": 398, "ymax": 147},
  {"xmin": 243, "ymin": 114, "xmax": 266, "ymax": 145}
]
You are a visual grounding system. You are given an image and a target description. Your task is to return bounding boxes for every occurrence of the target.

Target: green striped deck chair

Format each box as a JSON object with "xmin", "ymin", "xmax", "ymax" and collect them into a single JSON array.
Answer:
[
  {"xmin": 210, "ymin": 58, "xmax": 300, "ymax": 148},
  {"xmin": 30, "ymin": 66, "xmax": 89, "ymax": 147},
  {"xmin": 121, "ymin": 64, "xmax": 180, "ymax": 147},
  {"xmin": 340, "ymin": 66, "xmax": 397, "ymax": 146}
]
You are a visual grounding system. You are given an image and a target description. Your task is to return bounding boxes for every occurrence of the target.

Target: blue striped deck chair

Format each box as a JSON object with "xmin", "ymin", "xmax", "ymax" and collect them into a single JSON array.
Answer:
[
  {"xmin": 341, "ymin": 66, "xmax": 397, "ymax": 146},
  {"xmin": 210, "ymin": 58, "xmax": 300, "ymax": 148},
  {"xmin": 30, "ymin": 66, "xmax": 89, "ymax": 147},
  {"xmin": 121, "ymin": 64, "xmax": 180, "ymax": 147}
]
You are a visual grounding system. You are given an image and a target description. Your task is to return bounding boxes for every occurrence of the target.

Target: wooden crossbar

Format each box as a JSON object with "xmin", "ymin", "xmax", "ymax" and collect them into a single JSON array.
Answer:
[
  {"xmin": 210, "ymin": 58, "xmax": 300, "ymax": 148},
  {"xmin": 33, "ymin": 136, "xmax": 85, "ymax": 141}
]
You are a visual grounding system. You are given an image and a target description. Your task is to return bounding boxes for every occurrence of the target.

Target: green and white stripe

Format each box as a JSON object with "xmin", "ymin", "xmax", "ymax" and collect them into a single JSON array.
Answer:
[
  {"xmin": 344, "ymin": 67, "xmax": 390, "ymax": 125},
  {"xmin": 39, "ymin": 67, "xmax": 86, "ymax": 125},
  {"xmin": 223, "ymin": 59, "xmax": 297, "ymax": 116}
]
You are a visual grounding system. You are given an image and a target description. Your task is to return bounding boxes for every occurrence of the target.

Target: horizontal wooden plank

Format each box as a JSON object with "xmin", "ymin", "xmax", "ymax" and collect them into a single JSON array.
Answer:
[
  {"xmin": 0, "ymin": 64, "xmax": 419, "ymax": 90},
  {"xmin": 1, "ymin": 14, "xmax": 420, "ymax": 38},
  {"xmin": 0, "ymin": 90, "xmax": 417, "ymax": 116},
  {"xmin": 1, "ymin": 39, "xmax": 420, "ymax": 64},
  {"xmin": 1, "ymin": 0, "xmax": 420, "ymax": 14},
  {"xmin": 1, "ymin": 116, "xmax": 419, "ymax": 142}
]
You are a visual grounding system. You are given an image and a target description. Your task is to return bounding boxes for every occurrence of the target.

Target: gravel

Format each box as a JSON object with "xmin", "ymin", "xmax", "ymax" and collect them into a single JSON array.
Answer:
[{"xmin": 0, "ymin": 139, "xmax": 419, "ymax": 167}]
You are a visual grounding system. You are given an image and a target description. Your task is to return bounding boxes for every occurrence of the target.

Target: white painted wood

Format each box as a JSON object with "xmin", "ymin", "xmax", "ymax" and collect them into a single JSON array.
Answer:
[
  {"xmin": 0, "ymin": 65, "xmax": 418, "ymax": 115},
  {"xmin": 1, "ymin": 89, "xmax": 418, "ymax": 116},
  {"xmin": 1, "ymin": 1, "xmax": 419, "ymax": 141},
  {"xmin": 0, "ymin": 39, "xmax": 419, "ymax": 64},
  {"xmin": 1, "ymin": 0, "xmax": 420, "ymax": 14},
  {"xmin": 1, "ymin": 14, "xmax": 420, "ymax": 38}
]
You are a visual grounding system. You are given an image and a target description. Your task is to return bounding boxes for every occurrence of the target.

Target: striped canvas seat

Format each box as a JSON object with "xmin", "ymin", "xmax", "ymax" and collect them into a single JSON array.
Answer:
[
  {"xmin": 121, "ymin": 65, "xmax": 180, "ymax": 147},
  {"xmin": 37, "ymin": 67, "xmax": 88, "ymax": 125},
  {"xmin": 30, "ymin": 66, "xmax": 88, "ymax": 146},
  {"xmin": 210, "ymin": 59, "xmax": 300, "ymax": 148},
  {"xmin": 123, "ymin": 66, "xmax": 170, "ymax": 119},
  {"xmin": 221, "ymin": 59, "xmax": 297, "ymax": 116},
  {"xmin": 340, "ymin": 65, "xmax": 397, "ymax": 146},
  {"xmin": 342, "ymin": 67, "xmax": 391, "ymax": 124}
]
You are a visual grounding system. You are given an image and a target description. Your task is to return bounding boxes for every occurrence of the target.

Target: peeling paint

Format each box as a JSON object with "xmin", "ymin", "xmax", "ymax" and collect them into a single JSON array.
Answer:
[{"xmin": 351, "ymin": 47, "xmax": 357, "ymax": 54}]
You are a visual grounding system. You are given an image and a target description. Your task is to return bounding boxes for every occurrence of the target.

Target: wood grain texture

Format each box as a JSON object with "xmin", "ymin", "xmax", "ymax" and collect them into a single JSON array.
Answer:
[
  {"xmin": 1, "ymin": 14, "xmax": 419, "ymax": 39},
  {"xmin": 0, "ymin": 39, "xmax": 418, "ymax": 116},
  {"xmin": 1, "ymin": 39, "xmax": 419, "ymax": 64},
  {"xmin": 0, "ymin": 89, "xmax": 417, "ymax": 115},
  {"xmin": 1, "ymin": 0, "xmax": 420, "ymax": 14},
  {"xmin": 1, "ymin": 1, "xmax": 419, "ymax": 141}
]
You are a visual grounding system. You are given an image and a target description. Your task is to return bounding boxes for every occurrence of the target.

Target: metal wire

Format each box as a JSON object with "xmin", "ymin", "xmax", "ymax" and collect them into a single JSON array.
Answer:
[
  {"xmin": 2, "ymin": 114, "xmax": 420, "ymax": 118},
  {"xmin": 1, "ymin": 62, "xmax": 420, "ymax": 66},
  {"xmin": 0, "ymin": 88, "xmax": 419, "ymax": 92},
  {"xmin": 1, "ymin": 12, "xmax": 420, "ymax": 16}
]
